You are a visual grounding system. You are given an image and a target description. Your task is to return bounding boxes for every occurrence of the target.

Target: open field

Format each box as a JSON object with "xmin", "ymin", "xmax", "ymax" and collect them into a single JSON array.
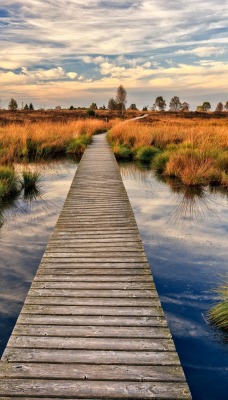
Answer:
[
  {"xmin": 0, "ymin": 111, "xmax": 227, "ymax": 188},
  {"xmin": 108, "ymin": 116, "xmax": 228, "ymax": 187},
  {"xmin": 0, "ymin": 118, "xmax": 113, "ymax": 164}
]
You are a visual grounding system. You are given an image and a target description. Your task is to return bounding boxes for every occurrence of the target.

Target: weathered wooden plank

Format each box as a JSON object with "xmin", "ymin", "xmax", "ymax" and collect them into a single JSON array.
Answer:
[
  {"xmin": 26, "ymin": 289, "xmax": 157, "ymax": 298},
  {"xmin": 0, "ymin": 380, "xmax": 191, "ymax": 398},
  {"xmin": 31, "ymin": 281, "xmax": 155, "ymax": 290},
  {"xmin": 2, "ymin": 348, "xmax": 179, "ymax": 365},
  {"xmin": 34, "ymin": 274, "xmax": 152, "ymax": 282},
  {"xmin": 13, "ymin": 325, "xmax": 171, "ymax": 339},
  {"xmin": 42, "ymin": 257, "xmax": 148, "ymax": 262},
  {"xmin": 8, "ymin": 336, "xmax": 174, "ymax": 351},
  {"xmin": 21, "ymin": 305, "xmax": 163, "ymax": 317},
  {"xmin": 40, "ymin": 262, "xmax": 148, "ymax": 268},
  {"xmin": 36, "ymin": 268, "xmax": 151, "ymax": 276},
  {"xmin": 34, "ymin": 276, "xmax": 152, "ymax": 283},
  {"xmin": 17, "ymin": 315, "xmax": 167, "ymax": 327},
  {"xmin": 0, "ymin": 363, "xmax": 186, "ymax": 382},
  {"xmin": 24, "ymin": 297, "xmax": 157, "ymax": 307},
  {"xmin": 46, "ymin": 245, "xmax": 143, "ymax": 251}
]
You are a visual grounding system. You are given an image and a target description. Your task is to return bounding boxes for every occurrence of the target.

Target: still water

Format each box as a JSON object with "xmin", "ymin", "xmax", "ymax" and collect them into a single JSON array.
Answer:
[
  {"xmin": 0, "ymin": 159, "xmax": 77, "ymax": 356},
  {"xmin": 0, "ymin": 159, "xmax": 227, "ymax": 400},
  {"xmin": 119, "ymin": 162, "xmax": 228, "ymax": 400}
]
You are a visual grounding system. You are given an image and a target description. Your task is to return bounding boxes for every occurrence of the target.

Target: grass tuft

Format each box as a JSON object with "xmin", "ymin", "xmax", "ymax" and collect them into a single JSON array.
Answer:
[
  {"xmin": 66, "ymin": 135, "xmax": 92, "ymax": 155},
  {"xmin": 0, "ymin": 166, "xmax": 18, "ymax": 201},
  {"xmin": 208, "ymin": 281, "xmax": 228, "ymax": 331},
  {"xmin": 20, "ymin": 170, "xmax": 42, "ymax": 191},
  {"xmin": 112, "ymin": 144, "xmax": 133, "ymax": 159},
  {"xmin": 135, "ymin": 146, "xmax": 160, "ymax": 163}
]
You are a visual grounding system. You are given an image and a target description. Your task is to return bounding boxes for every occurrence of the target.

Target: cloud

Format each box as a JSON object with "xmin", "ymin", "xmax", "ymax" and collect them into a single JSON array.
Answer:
[
  {"xmin": 66, "ymin": 72, "xmax": 77, "ymax": 79},
  {"xmin": 176, "ymin": 46, "xmax": 225, "ymax": 57},
  {"xmin": 0, "ymin": 1, "xmax": 228, "ymax": 106},
  {"xmin": 81, "ymin": 56, "xmax": 107, "ymax": 65}
]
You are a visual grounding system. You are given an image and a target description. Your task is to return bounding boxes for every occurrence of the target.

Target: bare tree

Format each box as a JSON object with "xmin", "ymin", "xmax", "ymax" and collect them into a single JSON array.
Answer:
[
  {"xmin": 116, "ymin": 85, "xmax": 127, "ymax": 116},
  {"xmin": 180, "ymin": 102, "xmax": 190, "ymax": 112},
  {"xmin": 8, "ymin": 98, "xmax": 18, "ymax": 111},
  {"xmin": 169, "ymin": 96, "xmax": 182, "ymax": 111},
  {"xmin": 155, "ymin": 96, "xmax": 166, "ymax": 111},
  {"xmin": 107, "ymin": 98, "xmax": 118, "ymax": 110},
  {"xmin": 202, "ymin": 102, "xmax": 211, "ymax": 111}
]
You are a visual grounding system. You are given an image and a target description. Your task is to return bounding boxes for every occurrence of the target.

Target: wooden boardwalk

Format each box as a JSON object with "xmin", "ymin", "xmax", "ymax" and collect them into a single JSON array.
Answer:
[{"xmin": 0, "ymin": 135, "xmax": 191, "ymax": 399}]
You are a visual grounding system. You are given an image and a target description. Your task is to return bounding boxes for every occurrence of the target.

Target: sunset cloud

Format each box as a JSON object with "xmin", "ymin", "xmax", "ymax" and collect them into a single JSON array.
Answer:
[{"xmin": 0, "ymin": 1, "xmax": 228, "ymax": 108}]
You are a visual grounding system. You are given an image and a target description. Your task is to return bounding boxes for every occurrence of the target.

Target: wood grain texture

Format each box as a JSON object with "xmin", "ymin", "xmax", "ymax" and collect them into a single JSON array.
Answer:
[{"xmin": 0, "ymin": 134, "xmax": 191, "ymax": 399}]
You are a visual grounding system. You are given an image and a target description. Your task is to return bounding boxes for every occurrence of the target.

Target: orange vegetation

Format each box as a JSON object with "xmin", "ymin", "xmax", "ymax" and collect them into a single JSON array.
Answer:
[{"xmin": 108, "ymin": 117, "xmax": 228, "ymax": 186}]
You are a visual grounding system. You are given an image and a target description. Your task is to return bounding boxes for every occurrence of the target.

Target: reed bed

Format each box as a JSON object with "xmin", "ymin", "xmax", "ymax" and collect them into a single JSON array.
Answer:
[
  {"xmin": 0, "ymin": 119, "xmax": 111, "ymax": 164},
  {"xmin": 108, "ymin": 118, "xmax": 228, "ymax": 186},
  {"xmin": 208, "ymin": 280, "xmax": 228, "ymax": 331}
]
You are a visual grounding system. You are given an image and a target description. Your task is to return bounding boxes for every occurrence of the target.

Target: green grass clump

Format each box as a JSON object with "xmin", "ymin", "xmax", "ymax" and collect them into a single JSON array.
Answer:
[
  {"xmin": 152, "ymin": 151, "xmax": 171, "ymax": 173},
  {"xmin": 0, "ymin": 166, "xmax": 18, "ymax": 200},
  {"xmin": 208, "ymin": 281, "xmax": 228, "ymax": 331},
  {"xmin": 20, "ymin": 170, "xmax": 42, "ymax": 191},
  {"xmin": 66, "ymin": 135, "xmax": 91, "ymax": 155},
  {"xmin": 135, "ymin": 146, "xmax": 160, "ymax": 163},
  {"xmin": 113, "ymin": 144, "xmax": 133, "ymax": 159}
]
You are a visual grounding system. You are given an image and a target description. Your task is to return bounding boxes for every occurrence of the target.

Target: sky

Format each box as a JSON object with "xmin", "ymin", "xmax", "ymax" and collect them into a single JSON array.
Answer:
[{"xmin": 0, "ymin": 0, "xmax": 228, "ymax": 110}]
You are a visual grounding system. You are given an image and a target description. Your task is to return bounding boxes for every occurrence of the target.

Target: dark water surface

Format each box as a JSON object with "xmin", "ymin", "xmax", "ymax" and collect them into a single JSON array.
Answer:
[
  {"xmin": 0, "ymin": 159, "xmax": 227, "ymax": 400},
  {"xmin": 0, "ymin": 159, "xmax": 77, "ymax": 357},
  {"xmin": 119, "ymin": 162, "xmax": 228, "ymax": 400}
]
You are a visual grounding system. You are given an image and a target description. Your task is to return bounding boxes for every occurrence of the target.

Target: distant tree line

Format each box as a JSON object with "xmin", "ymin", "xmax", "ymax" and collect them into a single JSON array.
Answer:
[
  {"xmin": 6, "ymin": 93, "xmax": 228, "ymax": 113},
  {"xmin": 8, "ymin": 98, "xmax": 34, "ymax": 111}
]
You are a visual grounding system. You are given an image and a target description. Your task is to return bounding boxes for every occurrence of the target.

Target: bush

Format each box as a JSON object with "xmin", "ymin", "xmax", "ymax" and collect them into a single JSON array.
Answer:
[
  {"xmin": 153, "ymin": 151, "xmax": 171, "ymax": 173},
  {"xmin": 66, "ymin": 135, "xmax": 92, "ymax": 155},
  {"xmin": 0, "ymin": 166, "xmax": 18, "ymax": 200},
  {"xmin": 164, "ymin": 150, "xmax": 221, "ymax": 186},
  {"xmin": 135, "ymin": 146, "xmax": 160, "ymax": 163},
  {"xmin": 113, "ymin": 144, "xmax": 132, "ymax": 159}
]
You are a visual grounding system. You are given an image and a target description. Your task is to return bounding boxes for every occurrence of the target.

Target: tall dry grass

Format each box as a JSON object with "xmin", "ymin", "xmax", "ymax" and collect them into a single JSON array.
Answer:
[
  {"xmin": 0, "ymin": 119, "xmax": 111, "ymax": 163},
  {"xmin": 108, "ymin": 118, "xmax": 228, "ymax": 186}
]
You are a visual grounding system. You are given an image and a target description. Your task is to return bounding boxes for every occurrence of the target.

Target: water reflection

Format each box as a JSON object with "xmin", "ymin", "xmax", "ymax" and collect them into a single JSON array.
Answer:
[
  {"xmin": 0, "ymin": 159, "xmax": 77, "ymax": 356},
  {"xmin": 119, "ymin": 160, "xmax": 228, "ymax": 400},
  {"xmin": 119, "ymin": 161, "xmax": 224, "ymax": 226}
]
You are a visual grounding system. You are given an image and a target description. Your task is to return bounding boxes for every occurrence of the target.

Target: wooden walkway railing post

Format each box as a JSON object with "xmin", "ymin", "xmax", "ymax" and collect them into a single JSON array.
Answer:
[{"xmin": 0, "ymin": 134, "xmax": 192, "ymax": 399}]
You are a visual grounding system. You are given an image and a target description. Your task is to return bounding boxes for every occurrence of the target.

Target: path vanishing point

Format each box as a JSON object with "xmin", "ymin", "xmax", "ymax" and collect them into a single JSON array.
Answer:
[{"xmin": 0, "ymin": 134, "xmax": 192, "ymax": 399}]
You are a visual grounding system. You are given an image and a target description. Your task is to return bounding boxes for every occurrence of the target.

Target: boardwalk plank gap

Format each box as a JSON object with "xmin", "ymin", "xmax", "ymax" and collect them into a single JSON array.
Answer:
[{"xmin": 0, "ymin": 134, "xmax": 191, "ymax": 399}]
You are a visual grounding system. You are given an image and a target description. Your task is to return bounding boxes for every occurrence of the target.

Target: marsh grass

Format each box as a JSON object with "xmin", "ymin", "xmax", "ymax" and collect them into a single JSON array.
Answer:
[
  {"xmin": 0, "ymin": 166, "xmax": 19, "ymax": 200},
  {"xmin": 66, "ymin": 135, "xmax": 92, "ymax": 155},
  {"xmin": 208, "ymin": 281, "xmax": 228, "ymax": 331},
  {"xmin": 20, "ymin": 170, "xmax": 42, "ymax": 191},
  {"xmin": 108, "ymin": 118, "xmax": 228, "ymax": 186},
  {"xmin": 0, "ymin": 119, "xmax": 111, "ymax": 164},
  {"xmin": 113, "ymin": 144, "xmax": 133, "ymax": 159},
  {"xmin": 135, "ymin": 146, "xmax": 160, "ymax": 163}
]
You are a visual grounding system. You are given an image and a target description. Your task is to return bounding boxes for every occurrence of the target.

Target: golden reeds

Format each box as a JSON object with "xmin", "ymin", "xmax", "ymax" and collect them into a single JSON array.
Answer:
[
  {"xmin": 0, "ymin": 119, "xmax": 111, "ymax": 163},
  {"xmin": 108, "ymin": 118, "xmax": 228, "ymax": 186}
]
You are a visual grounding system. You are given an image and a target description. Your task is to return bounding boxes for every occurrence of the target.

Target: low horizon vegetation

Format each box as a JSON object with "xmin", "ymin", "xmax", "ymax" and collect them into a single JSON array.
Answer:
[
  {"xmin": 0, "ymin": 119, "xmax": 112, "ymax": 164},
  {"xmin": 108, "ymin": 118, "xmax": 228, "ymax": 187}
]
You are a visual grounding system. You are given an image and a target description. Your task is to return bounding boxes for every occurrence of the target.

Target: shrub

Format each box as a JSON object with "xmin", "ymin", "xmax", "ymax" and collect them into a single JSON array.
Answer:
[
  {"xmin": 135, "ymin": 146, "xmax": 160, "ymax": 163},
  {"xmin": 113, "ymin": 144, "xmax": 132, "ymax": 159},
  {"xmin": 0, "ymin": 166, "xmax": 18, "ymax": 200},
  {"xmin": 164, "ymin": 150, "xmax": 221, "ymax": 186},
  {"xmin": 153, "ymin": 151, "xmax": 171, "ymax": 173},
  {"xmin": 208, "ymin": 281, "xmax": 228, "ymax": 331},
  {"xmin": 66, "ymin": 135, "xmax": 92, "ymax": 155}
]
